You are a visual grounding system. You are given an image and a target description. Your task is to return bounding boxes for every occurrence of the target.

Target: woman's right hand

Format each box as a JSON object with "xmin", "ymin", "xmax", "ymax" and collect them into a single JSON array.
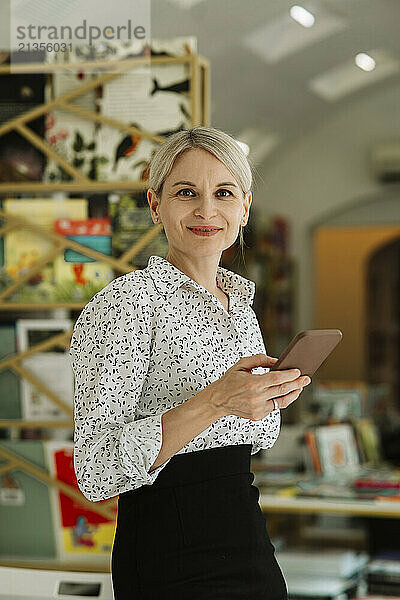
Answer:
[{"xmin": 209, "ymin": 353, "xmax": 312, "ymax": 421}]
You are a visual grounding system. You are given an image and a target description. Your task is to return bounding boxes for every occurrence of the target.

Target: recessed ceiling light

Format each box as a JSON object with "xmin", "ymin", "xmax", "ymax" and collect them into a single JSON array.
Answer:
[
  {"xmin": 242, "ymin": 6, "xmax": 346, "ymax": 64},
  {"xmin": 290, "ymin": 5, "xmax": 315, "ymax": 28},
  {"xmin": 309, "ymin": 48, "xmax": 399, "ymax": 101},
  {"xmin": 355, "ymin": 52, "xmax": 376, "ymax": 72}
]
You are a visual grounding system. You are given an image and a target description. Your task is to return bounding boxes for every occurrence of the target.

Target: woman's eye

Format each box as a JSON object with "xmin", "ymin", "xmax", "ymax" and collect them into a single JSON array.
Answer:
[
  {"xmin": 176, "ymin": 188, "xmax": 232, "ymax": 198},
  {"xmin": 178, "ymin": 188, "xmax": 194, "ymax": 197}
]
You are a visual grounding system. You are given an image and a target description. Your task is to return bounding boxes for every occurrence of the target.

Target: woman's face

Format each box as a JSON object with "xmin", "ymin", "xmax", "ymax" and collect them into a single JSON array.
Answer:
[{"xmin": 147, "ymin": 148, "xmax": 252, "ymax": 261}]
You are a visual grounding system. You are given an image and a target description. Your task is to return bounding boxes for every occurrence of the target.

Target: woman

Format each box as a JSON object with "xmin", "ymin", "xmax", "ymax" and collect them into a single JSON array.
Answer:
[{"xmin": 70, "ymin": 126, "xmax": 311, "ymax": 599}]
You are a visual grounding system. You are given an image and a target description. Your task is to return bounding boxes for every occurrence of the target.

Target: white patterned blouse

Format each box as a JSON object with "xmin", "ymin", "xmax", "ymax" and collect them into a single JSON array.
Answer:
[{"xmin": 69, "ymin": 255, "xmax": 281, "ymax": 502}]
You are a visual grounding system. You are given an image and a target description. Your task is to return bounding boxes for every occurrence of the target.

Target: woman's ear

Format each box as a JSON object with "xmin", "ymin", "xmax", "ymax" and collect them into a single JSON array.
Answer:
[
  {"xmin": 242, "ymin": 190, "xmax": 252, "ymax": 225},
  {"xmin": 147, "ymin": 189, "xmax": 160, "ymax": 224}
]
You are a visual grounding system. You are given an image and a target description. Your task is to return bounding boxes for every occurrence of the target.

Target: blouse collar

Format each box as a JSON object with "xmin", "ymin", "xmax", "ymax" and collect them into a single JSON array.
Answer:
[{"xmin": 145, "ymin": 255, "xmax": 255, "ymax": 308}]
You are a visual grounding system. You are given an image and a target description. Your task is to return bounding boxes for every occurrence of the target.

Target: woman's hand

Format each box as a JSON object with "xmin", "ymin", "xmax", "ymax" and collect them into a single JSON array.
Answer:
[{"xmin": 209, "ymin": 353, "xmax": 311, "ymax": 421}]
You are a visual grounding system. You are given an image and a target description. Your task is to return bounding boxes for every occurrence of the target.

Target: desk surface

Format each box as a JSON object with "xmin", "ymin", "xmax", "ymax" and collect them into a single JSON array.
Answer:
[
  {"xmin": 259, "ymin": 492, "xmax": 400, "ymax": 518},
  {"xmin": 0, "ymin": 596, "xmax": 53, "ymax": 600},
  {"xmin": 0, "ymin": 558, "xmax": 110, "ymax": 572}
]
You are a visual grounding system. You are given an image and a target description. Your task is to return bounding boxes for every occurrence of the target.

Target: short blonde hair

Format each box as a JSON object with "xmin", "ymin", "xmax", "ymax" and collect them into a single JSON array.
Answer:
[{"xmin": 148, "ymin": 126, "xmax": 253, "ymax": 252}]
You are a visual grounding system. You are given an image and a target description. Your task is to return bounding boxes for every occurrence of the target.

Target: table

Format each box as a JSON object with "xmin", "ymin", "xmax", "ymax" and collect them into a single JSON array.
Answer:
[{"xmin": 259, "ymin": 491, "xmax": 400, "ymax": 518}]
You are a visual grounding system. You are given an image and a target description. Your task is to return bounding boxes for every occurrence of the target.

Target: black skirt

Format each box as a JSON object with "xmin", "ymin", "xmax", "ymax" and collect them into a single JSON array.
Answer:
[{"xmin": 111, "ymin": 443, "xmax": 288, "ymax": 600}]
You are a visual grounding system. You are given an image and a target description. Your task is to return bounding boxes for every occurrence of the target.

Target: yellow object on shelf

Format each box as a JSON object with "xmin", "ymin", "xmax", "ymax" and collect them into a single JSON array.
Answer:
[{"xmin": 276, "ymin": 486, "xmax": 299, "ymax": 497}]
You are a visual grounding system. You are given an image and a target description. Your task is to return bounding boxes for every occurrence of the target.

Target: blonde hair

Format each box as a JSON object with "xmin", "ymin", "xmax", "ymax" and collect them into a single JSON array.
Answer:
[{"xmin": 148, "ymin": 126, "xmax": 253, "ymax": 254}]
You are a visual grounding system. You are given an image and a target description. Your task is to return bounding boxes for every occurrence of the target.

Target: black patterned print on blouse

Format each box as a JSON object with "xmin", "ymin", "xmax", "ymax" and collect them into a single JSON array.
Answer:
[{"xmin": 69, "ymin": 255, "xmax": 281, "ymax": 502}]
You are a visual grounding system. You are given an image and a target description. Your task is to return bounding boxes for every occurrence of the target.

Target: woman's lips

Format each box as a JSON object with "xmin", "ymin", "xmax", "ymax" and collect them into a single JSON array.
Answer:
[{"xmin": 187, "ymin": 227, "xmax": 222, "ymax": 237}]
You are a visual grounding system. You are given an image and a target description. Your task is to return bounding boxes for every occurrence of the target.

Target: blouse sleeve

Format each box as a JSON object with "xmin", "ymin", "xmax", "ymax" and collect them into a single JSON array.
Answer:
[{"xmin": 69, "ymin": 286, "xmax": 172, "ymax": 502}]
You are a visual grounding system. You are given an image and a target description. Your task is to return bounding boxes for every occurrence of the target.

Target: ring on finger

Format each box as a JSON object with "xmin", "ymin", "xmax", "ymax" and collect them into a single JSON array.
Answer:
[{"xmin": 272, "ymin": 398, "xmax": 279, "ymax": 411}]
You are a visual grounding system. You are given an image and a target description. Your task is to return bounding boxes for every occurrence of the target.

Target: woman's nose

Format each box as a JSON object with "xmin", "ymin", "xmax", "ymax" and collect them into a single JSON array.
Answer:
[{"xmin": 194, "ymin": 195, "xmax": 218, "ymax": 215}]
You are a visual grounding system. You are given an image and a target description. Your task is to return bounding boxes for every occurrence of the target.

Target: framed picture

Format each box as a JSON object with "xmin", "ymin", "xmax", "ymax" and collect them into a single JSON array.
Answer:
[
  {"xmin": 15, "ymin": 319, "xmax": 73, "ymax": 437},
  {"xmin": 314, "ymin": 424, "xmax": 360, "ymax": 477},
  {"xmin": 310, "ymin": 380, "xmax": 368, "ymax": 421}
]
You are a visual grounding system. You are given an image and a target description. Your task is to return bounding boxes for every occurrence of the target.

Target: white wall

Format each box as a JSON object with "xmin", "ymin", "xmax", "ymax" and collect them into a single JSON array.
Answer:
[
  {"xmin": 1, "ymin": 0, "xmax": 399, "ymax": 332},
  {"xmin": 257, "ymin": 79, "xmax": 400, "ymax": 330},
  {"xmin": 0, "ymin": 2, "xmax": 10, "ymax": 49}
]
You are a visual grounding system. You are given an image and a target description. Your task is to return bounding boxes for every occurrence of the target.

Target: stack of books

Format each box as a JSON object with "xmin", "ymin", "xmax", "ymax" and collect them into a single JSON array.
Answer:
[
  {"xmin": 366, "ymin": 559, "xmax": 400, "ymax": 596},
  {"xmin": 352, "ymin": 472, "xmax": 400, "ymax": 501},
  {"xmin": 275, "ymin": 548, "xmax": 369, "ymax": 599}
]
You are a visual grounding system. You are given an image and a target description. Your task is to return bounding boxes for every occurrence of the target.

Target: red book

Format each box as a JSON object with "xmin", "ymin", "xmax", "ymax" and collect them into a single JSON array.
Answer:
[
  {"xmin": 304, "ymin": 429, "xmax": 322, "ymax": 474},
  {"xmin": 354, "ymin": 478, "xmax": 400, "ymax": 489}
]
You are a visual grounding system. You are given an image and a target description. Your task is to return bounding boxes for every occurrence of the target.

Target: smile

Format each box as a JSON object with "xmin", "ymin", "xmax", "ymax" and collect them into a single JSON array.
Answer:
[{"xmin": 187, "ymin": 227, "xmax": 222, "ymax": 236}]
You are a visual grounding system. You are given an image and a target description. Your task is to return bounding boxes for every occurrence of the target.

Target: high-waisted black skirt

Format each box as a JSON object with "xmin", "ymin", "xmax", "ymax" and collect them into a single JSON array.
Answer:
[{"xmin": 111, "ymin": 443, "xmax": 288, "ymax": 600}]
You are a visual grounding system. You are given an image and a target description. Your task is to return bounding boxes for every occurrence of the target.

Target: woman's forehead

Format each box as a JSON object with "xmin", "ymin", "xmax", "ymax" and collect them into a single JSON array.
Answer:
[{"xmin": 166, "ymin": 149, "xmax": 236, "ymax": 183}]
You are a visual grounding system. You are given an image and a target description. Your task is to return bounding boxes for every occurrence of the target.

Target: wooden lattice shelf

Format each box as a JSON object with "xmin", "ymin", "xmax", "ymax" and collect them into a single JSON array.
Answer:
[
  {"xmin": 0, "ymin": 52, "xmax": 209, "ymax": 519},
  {"xmin": 0, "ymin": 53, "xmax": 210, "ymax": 192}
]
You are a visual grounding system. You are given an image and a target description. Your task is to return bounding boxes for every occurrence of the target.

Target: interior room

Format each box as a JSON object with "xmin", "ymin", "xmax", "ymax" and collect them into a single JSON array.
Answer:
[{"xmin": 0, "ymin": 0, "xmax": 400, "ymax": 598}]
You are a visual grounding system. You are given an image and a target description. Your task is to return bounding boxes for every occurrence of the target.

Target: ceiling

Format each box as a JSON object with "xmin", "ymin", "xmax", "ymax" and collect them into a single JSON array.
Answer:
[
  {"xmin": 0, "ymin": 0, "xmax": 399, "ymax": 164},
  {"xmin": 150, "ymin": 0, "xmax": 400, "ymax": 162}
]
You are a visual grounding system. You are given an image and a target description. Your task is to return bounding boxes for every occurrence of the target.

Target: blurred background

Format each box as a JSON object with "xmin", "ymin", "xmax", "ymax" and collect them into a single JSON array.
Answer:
[{"xmin": 0, "ymin": 1, "xmax": 400, "ymax": 598}]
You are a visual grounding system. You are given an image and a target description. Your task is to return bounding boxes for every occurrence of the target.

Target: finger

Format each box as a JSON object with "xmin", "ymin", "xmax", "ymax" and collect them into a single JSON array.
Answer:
[
  {"xmin": 264, "ymin": 368, "xmax": 302, "ymax": 386},
  {"xmin": 265, "ymin": 378, "xmax": 305, "ymax": 400},
  {"xmin": 275, "ymin": 387, "xmax": 303, "ymax": 409},
  {"xmin": 262, "ymin": 355, "xmax": 280, "ymax": 366},
  {"xmin": 239, "ymin": 353, "xmax": 272, "ymax": 371}
]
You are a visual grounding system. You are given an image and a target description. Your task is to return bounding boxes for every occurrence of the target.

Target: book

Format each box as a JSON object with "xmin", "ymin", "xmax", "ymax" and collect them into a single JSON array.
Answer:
[
  {"xmin": 276, "ymin": 549, "xmax": 369, "ymax": 579},
  {"xmin": 44, "ymin": 441, "xmax": 117, "ymax": 560},
  {"xmin": 109, "ymin": 192, "xmax": 169, "ymax": 268},
  {"xmin": 2, "ymin": 198, "xmax": 88, "ymax": 303},
  {"xmin": 53, "ymin": 216, "xmax": 114, "ymax": 300},
  {"xmin": 283, "ymin": 573, "xmax": 360, "ymax": 599},
  {"xmin": 304, "ymin": 428, "xmax": 322, "ymax": 474}
]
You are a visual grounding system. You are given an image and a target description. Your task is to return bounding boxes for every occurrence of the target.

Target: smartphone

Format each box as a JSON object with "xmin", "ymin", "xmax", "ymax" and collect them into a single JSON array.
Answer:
[{"xmin": 269, "ymin": 329, "xmax": 343, "ymax": 377}]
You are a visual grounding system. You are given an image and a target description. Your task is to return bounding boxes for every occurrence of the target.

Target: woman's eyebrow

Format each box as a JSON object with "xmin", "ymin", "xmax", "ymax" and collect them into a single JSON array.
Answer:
[{"xmin": 171, "ymin": 180, "xmax": 239, "ymax": 188}]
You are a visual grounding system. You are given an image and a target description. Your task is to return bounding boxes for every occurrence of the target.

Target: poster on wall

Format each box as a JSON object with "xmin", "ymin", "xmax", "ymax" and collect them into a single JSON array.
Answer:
[
  {"xmin": 43, "ymin": 71, "xmax": 99, "ymax": 182},
  {"xmin": 45, "ymin": 441, "xmax": 117, "ymax": 560},
  {"xmin": 43, "ymin": 36, "xmax": 196, "ymax": 183}
]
